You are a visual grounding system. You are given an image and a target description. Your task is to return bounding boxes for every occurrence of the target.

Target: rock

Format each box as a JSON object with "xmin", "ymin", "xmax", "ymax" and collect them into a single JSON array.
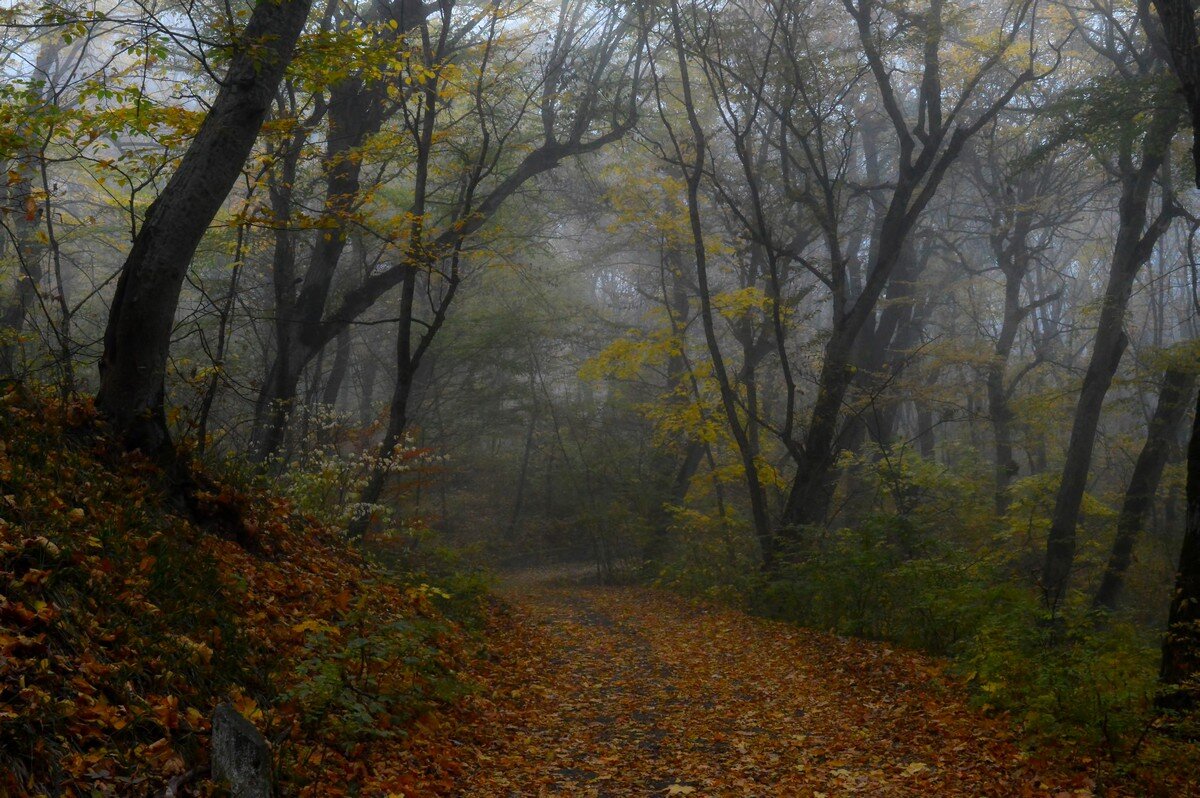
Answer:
[{"xmin": 211, "ymin": 703, "xmax": 272, "ymax": 798}]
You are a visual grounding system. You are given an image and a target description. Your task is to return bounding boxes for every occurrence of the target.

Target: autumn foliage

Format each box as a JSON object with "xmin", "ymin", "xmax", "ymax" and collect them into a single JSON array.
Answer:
[{"xmin": 0, "ymin": 386, "xmax": 474, "ymax": 796}]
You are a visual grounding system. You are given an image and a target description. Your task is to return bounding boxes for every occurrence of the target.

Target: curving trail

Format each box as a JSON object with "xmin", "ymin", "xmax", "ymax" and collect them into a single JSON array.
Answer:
[{"xmin": 451, "ymin": 575, "xmax": 1097, "ymax": 797}]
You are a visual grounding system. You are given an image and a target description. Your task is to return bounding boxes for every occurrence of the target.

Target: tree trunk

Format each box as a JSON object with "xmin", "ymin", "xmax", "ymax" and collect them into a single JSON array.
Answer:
[
  {"xmin": 1094, "ymin": 366, "xmax": 1196, "ymax": 611},
  {"xmin": 0, "ymin": 166, "xmax": 45, "ymax": 377},
  {"xmin": 358, "ymin": 353, "xmax": 378, "ymax": 427},
  {"xmin": 321, "ymin": 327, "xmax": 352, "ymax": 409},
  {"xmin": 506, "ymin": 367, "xmax": 540, "ymax": 540},
  {"xmin": 250, "ymin": 124, "xmax": 306, "ymax": 462},
  {"xmin": 987, "ymin": 304, "xmax": 1023, "ymax": 512},
  {"xmin": 915, "ymin": 400, "xmax": 936, "ymax": 460},
  {"xmin": 777, "ymin": 0, "xmax": 1032, "ymax": 538},
  {"xmin": 1041, "ymin": 106, "xmax": 1179, "ymax": 608},
  {"xmin": 852, "ymin": 239, "xmax": 928, "ymax": 451},
  {"xmin": 780, "ymin": 329, "xmax": 858, "ymax": 530},
  {"xmin": 348, "ymin": 264, "xmax": 418, "ymax": 539},
  {"xmin": 1159, "ymin": 388, "xmax": 1200, "ymax": 710},
  {"xmin": 196, "ymin": 223, "xmax": 246, "ymax": 453},
  {"xmin": 96, "ymin": 0, "xmax": 313, "ymax": 456},
  {"xmin": 249, "ymin": 0, "xmax": 423, "ymax": 460},
  {"xmin": 668, "ymin": 0, "xmax": 775, "ymax": 566},
  {"xmin": 1152, "ymin": 0, "xmax": 1200, "ymax": 188},
  {"xmin": 0, "ymin": 38, "xmax": 60, "ymax": 377}
]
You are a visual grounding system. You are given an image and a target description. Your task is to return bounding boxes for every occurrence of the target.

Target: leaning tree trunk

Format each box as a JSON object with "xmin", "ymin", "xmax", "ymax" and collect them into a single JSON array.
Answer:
[
  {"xmin": 1146, "ymin": 0, "xmax": 1200, "ymax": 713},
  {"xmin": 1160, "ymin": 388, "xmax": 1200, "ymax": 710},
  {"xmin": 1094, "ymin": 366, "xmax": 1196, "ymax": 611},
  {"xmin": 96, "ymin": 0, "xmax": 313, "ymax": 456},
  {"xmin": 1041, "ymin": 106, "xmax": 1178, "ymax": 608}
]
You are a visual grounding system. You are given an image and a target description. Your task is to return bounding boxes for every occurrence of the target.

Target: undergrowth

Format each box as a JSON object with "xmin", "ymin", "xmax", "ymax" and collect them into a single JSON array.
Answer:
[
  {"xmin": 656, "ymin": 454, "xmax": 1200, "ymax": 795},
  {"xmin": 0, "ymin": 386, "xmax": 483, "ymax": 797}
]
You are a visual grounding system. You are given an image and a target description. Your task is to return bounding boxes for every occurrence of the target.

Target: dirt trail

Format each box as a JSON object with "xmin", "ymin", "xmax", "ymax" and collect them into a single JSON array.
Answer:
[{"xmin": 451, "ymin": 576, "xmax": 1094, "ymax": 797}]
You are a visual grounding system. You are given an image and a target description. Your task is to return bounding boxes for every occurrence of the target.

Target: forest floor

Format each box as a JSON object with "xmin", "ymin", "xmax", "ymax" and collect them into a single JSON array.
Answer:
[{"xmin": 450, "ymin": 571, "xmax": 1105, "ymax": 797}]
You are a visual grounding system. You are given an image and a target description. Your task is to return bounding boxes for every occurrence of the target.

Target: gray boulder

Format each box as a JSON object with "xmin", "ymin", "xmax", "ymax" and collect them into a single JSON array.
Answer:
[{"xmin": 211, "ymin": 703, "xmax": 272, "ymax": 798}]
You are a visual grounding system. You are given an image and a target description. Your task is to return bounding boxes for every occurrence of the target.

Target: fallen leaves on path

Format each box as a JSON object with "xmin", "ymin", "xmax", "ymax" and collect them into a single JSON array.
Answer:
[{"xmin": 453, "ymin": 579, "xmax": 1104, "ymax": 797}]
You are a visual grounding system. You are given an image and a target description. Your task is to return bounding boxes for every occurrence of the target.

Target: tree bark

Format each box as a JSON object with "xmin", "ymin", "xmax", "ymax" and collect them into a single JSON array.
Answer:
[
  {"xmin": 0, "ymin": 38, "xmax": 61, "ymax": 377},
  {"xmin": 358, "ymin": 352, "xmax": 378, "ymax": 427},
  {"xmin": 1152, "ymin": 0, "xmax": 1200, "ymax": 187},
  {"xmin": 667, "ymin": 0, "xmax": 775, "ymax": 566},
  {"xmin": 321, "ymin": 327, "xmax": 352, "ymax": 409},
  {"xmin": 1041, "ymin": 105, "xmax": 1179, "ymax": 608},
  {"xmin": 1160, "ymin": 387, "xmax": 1200, "ymax": 709},
  {"xmin": 96, "ymin": 0, "xmax": 313, "ymax": 456},
  {"xmin": 1094, "ymin": 366, "xmax": 1196, "ymax": 611}
]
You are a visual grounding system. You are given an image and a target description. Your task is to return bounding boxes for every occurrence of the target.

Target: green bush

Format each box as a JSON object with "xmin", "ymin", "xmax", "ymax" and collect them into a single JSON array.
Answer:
[
  {"xmin": 284, "ymin": 584, "xmax": 467, "ymax": 748},
  {"xmin": 745, "ymin": 514, "xmax": 1003, "ymax": 654},
  {"xmin": 665, "ymin": 507, "xmax": 1164, "ymax": 760},
  {"xmin": 959, "ymin": 602, "xmax": 1159, "ymax": 756}
]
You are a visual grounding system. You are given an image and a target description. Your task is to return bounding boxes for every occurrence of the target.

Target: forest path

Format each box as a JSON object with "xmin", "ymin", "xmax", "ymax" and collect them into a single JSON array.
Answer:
[{"xmin": 452, "ymin": 575, "xmax": 1092, "ymax": 797}]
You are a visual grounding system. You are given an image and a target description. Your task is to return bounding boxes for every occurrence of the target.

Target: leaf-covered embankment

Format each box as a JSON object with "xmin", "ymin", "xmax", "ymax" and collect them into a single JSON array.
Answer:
[{"xmin": 0, "ymin": 387, "xmax": 476, "ymax": 796}]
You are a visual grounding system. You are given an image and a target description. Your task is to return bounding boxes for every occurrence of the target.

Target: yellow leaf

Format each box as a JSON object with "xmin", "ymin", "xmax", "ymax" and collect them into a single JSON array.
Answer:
[{"xmin": 292, "ymin": 618, "xmax": 337, "ymax": 635}]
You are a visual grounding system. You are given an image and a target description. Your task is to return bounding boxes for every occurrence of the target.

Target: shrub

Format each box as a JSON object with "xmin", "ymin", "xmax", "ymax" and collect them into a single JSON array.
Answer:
[
  {"xmin": 745, "ymin": 514, "xmax": 1004, "ymax": 654},
  {"xmin": 959, "ymin": 603, "xmax": 1160, "ymax": 758}
]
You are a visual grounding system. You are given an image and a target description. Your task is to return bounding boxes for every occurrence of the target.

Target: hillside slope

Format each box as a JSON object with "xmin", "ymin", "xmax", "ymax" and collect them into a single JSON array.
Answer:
[{"xmin": 0, "ymin": 388, "xmax": 473, "ymax": 796}]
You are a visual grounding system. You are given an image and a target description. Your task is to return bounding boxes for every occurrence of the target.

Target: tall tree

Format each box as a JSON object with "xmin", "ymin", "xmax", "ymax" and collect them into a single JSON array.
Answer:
[
  {"xmin": 1153, "ymin": 0, "xmax": 1200, "ymax": 187},
  {"xmin": 96, "ymin": 0, "xmax": 313, "ymax": 456},
  {"xmin": 1148, "ymin": 0, "xmax": 1200, "ymax": 708},
  {"xmin": 1161, "ymin": 376, "xmax": 1200, "ymax": 709},
  {"xmin": 964, "ymin": 128, "xmax": 1084, "ymax": 513},
  {"xmin": 779, "ymin": 0, "xmax": 1039, "ymax": 538},
  {"xmin": 348, "ymin": 0, "xmax": 646, "ymax": 536},
  {"xmin": 250, "ymin": 0, "xmax": 426, "ymax": 462},
  {"xmin": 1040, "ymin": 83, "xmax": 1180, "ymax": 608}
]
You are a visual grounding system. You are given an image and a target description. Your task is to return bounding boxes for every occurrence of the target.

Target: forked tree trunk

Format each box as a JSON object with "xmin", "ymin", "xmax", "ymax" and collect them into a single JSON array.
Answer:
[
  {"xmin": 249, "ymin": 0, "xmax": 424, "ymax": 461},
  {"xmin": 96, "ymin": 0, "xmax": 313, "ymax": 456}
]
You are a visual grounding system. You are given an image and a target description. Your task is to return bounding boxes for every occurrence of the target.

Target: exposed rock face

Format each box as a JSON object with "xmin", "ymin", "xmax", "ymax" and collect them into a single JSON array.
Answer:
[{"xmin": 211, "ymin": 703, "xmax": 272, "ymax": 798}]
